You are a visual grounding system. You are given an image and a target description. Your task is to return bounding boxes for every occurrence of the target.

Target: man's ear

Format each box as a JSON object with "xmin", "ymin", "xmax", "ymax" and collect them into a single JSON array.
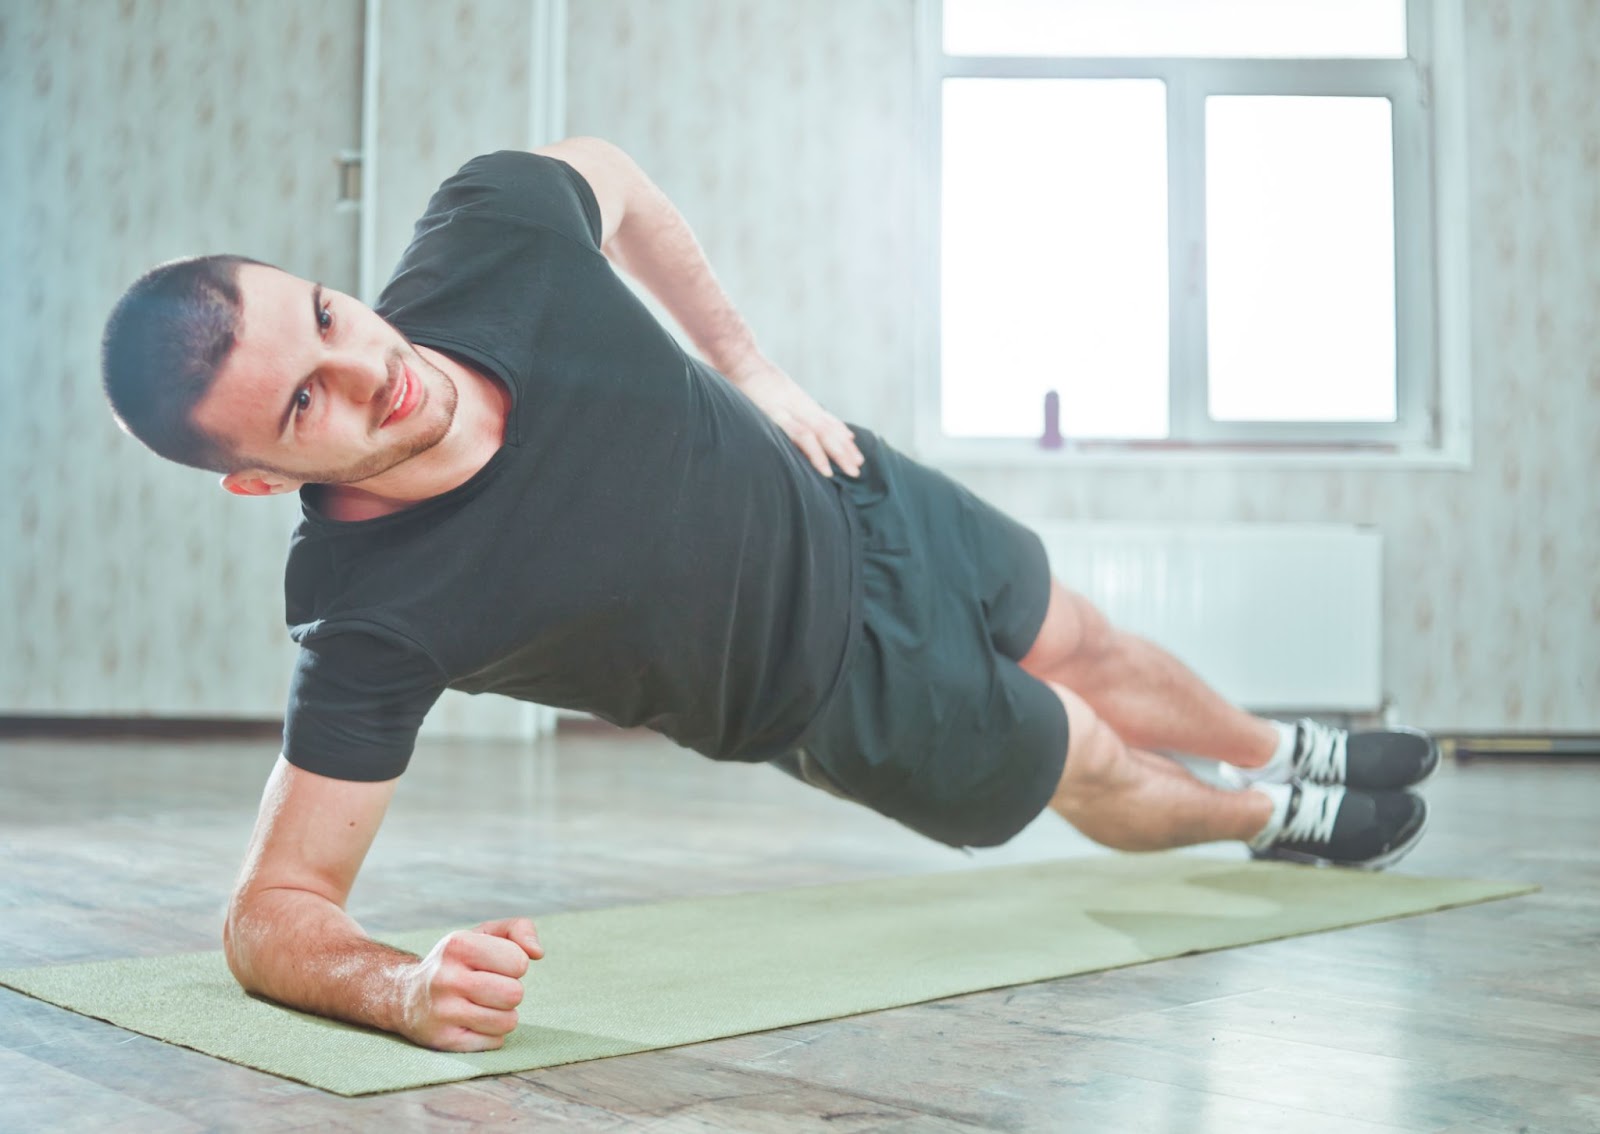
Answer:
[{"xmin": 220, "ymin": 470, "xmax": 303, "ymax": 497}]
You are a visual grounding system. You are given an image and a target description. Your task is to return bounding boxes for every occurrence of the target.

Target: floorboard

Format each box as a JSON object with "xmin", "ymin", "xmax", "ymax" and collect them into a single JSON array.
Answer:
[{"xmin": 1, "ymin": 730, "xmax": 1596, "ymax": 1132}]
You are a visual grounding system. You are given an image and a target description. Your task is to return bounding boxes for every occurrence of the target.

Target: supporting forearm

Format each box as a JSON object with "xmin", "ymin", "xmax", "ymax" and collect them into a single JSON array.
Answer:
[
  {"xmin": 224, "ymin": 886, "xmax": 417, "ymax": 1035},
  {"xmin": 604, "ymin": 177, "xmax": 766, "ymax": 384}
]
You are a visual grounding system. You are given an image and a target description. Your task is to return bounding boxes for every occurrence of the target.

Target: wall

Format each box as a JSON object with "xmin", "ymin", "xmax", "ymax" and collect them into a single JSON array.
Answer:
[
  {"xmin": 566, "ymin": 0, "xmax": 1600, "ymax": 733},
  {"xmin": 0, "ymin": 0, "xmax": 364, "ymax": 717},
  {"xmin": 3, "ymin": 1, "xmax": 1593, "ymax": 733},
  {"xmin": 0, "ymin": 0, "xmax": 559, "ymax": 741},
  {"xmin": 567, "ymin": 0, "xmax": 918, "ymax": 432},
  {"xmin": 367, "ymin": 0, "xmax": 537, "ymax": 296}
]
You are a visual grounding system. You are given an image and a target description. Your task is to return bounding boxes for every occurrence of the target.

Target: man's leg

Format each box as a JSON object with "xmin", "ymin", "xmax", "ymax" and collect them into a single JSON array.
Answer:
[
  {"xmin": 1043, "ymin": 680, "xmax": 1272, "ymax": 849},
  {"xmin": 1019, "ymin": 578, "xmax": 1280, "ymax": 769},
  {"xmin": 1042, "ymin": 680, "xmax": 1429, "ymax": 867}
]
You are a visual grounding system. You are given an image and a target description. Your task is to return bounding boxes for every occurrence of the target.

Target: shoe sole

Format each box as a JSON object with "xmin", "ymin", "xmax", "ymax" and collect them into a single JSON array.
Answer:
[{"xmin": 1250, "ymin": 794, "xmax": 1430, "ymax": 871}]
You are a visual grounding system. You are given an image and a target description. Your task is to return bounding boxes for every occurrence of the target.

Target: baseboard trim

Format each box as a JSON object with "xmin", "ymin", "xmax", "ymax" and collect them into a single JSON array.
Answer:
[
  {"xmin": 1441, "ymin": 734, "xmax": 1600, "ymax": 761},
  {"xmin": 553, "ymin": 714, "xmax": 634, "ymax": 735},
  {"xmin": 0, "ymin": 716, "xmax": 281, "ymax": 741}
]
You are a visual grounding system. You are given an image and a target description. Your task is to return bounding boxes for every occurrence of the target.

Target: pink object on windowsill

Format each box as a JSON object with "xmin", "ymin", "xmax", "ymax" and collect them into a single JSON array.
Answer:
[{"xmin": 1040, "ymin": 389, "xmax": 1064, "ymax": 449}]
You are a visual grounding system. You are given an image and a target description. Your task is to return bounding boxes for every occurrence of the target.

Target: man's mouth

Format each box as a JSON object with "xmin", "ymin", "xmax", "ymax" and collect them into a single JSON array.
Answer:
[{"xmin": 381, "ymin": 364, "xmax": 419, "ymax": 427}]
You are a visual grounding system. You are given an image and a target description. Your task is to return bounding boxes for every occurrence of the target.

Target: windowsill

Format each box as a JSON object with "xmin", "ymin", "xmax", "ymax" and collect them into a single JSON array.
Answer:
[{"xmin": 913, "ymin": 434, "xmax": 1472, "ymax": 470}]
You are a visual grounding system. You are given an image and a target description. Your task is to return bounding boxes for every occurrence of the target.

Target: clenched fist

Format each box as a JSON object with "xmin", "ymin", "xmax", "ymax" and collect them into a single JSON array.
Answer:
[{"xmin": 399, "ymin": 917, "xmax": 544, "ymax": 1051}]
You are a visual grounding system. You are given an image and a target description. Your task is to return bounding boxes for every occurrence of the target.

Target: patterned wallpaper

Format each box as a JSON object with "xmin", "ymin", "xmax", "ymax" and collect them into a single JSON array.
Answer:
[
  {"xmin": 368, "ymin": 0, "xmax": 534, "ymax": 300},
  {"xmin": 2, "ymin": 1, "xmax": 1594, "ymax": 735},
  {"xmin": 0, "ymin": 0, "xmax": 548, "ymax": 740},
  {"xmin": 567, "ymin": 0, "xmax": 919, "ymax": 434},
  {"xmin": 0, "ymin": 0, "xmax": 363, "ymax": 717},
  {"xmin": 567, "ymin": 0, "xmax": 1600, "ymax": 733}
]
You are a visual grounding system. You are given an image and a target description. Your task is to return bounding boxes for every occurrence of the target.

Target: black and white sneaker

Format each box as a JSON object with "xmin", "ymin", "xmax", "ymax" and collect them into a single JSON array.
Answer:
[
  {"xmin": 1249, "ymin": 783, "xmax": 1429, "ymax": 870},
  {"xmin": 1223, "ymin": 718, "xmax": 1440, "ymax": 791}
]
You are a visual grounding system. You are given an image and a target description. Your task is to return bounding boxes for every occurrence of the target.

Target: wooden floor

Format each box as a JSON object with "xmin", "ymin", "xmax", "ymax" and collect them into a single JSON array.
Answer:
[{"xmin": 1, "ymin": 728, "xmax": 1597, "ymax": 1132}]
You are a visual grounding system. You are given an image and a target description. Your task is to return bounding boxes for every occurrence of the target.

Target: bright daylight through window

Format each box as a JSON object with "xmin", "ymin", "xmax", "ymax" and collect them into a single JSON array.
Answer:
[{"xmin": 931, "ymin": 0, "xmax": 1436, "ymax": 452}]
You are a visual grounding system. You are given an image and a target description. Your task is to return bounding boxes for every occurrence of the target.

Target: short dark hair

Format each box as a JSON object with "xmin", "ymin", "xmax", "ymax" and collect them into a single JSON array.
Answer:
[{"xmin": 102, "ymin": 254, "xmax": 270, "ymax": 473}]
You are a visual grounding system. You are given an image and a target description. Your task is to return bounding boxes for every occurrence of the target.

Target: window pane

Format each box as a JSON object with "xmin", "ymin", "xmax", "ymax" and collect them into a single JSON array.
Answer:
[
  {"xmin": 942, "ymin": 79, "xmax": 1169, "ymax": 440},
  {"xmin": 1205, "ymin": 97, "xmax": 1397, "ymax": 422},
  {"xmin": 945, "ymin": 0, "xmax": 1407, "ymax": 59}
]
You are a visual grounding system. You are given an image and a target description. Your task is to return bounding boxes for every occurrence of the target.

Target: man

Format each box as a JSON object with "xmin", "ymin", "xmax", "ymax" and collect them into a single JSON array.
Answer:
[{"xmin": 101, "ymin": 138, "xmax": 1435, "ymax": 1054}]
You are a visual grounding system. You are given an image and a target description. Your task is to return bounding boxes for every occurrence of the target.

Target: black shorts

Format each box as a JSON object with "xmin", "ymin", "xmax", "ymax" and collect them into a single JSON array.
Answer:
[{"xmin": 774, "ymin": 428, "xmax": 1069, "ymax": 848}]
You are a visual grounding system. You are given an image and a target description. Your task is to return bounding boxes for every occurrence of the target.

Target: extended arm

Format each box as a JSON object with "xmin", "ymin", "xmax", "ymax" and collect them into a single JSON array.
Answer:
[
  {"xmin": 224, "ymin": 756, "xmax": 543, "ymax": 1051},
  {"xmin": 534, "ymin": 136, "xmax": 864, "ymax": 479}
]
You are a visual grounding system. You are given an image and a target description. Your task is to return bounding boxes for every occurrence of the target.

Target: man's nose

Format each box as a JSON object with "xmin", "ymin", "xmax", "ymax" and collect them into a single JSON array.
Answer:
[{"xmin": 325, "ymin": 353, "xmax": 388, "ymax": 402}]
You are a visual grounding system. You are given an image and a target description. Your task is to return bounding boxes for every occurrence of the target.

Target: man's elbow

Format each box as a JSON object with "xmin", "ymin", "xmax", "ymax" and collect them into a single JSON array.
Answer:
[
  {"xmin": 549, "ymin": 134, "xmax": 626, "ymax": 159},
  {"xmin": 536, "ymin": 135, "xmax": 633, "ymax": 175},
  {"xmin": 222, "ymin": 888, "xmax": 283, "ymax": 994},
  {"xmin": 221, "ymin": 891, "xmax": 254, "ymax": 989},
  {"xmin": 534, "ymin": 136, "xmax": 644, "ymax": 245}
]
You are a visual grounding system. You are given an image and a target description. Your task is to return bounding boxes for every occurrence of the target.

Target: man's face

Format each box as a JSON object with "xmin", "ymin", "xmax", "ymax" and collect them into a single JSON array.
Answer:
[{"xmin": 193, "ymin": 264, "xmax": 458, "ymax": 491}]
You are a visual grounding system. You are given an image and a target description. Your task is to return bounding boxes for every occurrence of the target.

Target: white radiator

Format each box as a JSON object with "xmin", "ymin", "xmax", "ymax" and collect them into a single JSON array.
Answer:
[{"xmin": 1026, "ymin": 523, "xmax": 1383, "ymax": 713}]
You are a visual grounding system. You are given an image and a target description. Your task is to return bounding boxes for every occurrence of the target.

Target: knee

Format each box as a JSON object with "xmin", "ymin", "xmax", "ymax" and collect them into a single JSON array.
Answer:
[
  {"xmin": 1021, "ymin": 582, "xmax": 1117, "ymax": 680},
  {"xmin": 1047, "ymin": 684, "xmax": 1125, "ymax": 809}
]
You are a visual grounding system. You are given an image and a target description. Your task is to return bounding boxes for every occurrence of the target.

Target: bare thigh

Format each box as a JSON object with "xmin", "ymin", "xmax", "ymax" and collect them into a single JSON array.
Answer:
[
  {"xmin": 1041, "ymin": 679, "xmax": 1266, "ymax": 849},
  {"xmin": 1042, "ymin": 680, "xmax": 1133, "ymax": 809},
  {"xmin": 1017, "ymin": 578, "xmax": 1117, "ymax": 685}
]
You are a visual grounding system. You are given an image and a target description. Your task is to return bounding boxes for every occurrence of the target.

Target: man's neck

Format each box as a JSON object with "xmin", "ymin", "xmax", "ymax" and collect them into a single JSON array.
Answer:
[{"xmin": 316, "ymin": 347, "xmax": 511, "ymax": 522}]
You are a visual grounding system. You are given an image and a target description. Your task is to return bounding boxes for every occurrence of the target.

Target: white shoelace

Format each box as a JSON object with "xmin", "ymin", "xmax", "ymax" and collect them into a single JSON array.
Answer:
[
  {"xmin": 1294, "ymin": 718, "xmax": 1349, "ymax": 784},
  {"xmin": 1280, "ymin": 784, "xmax": 1344, "ymax": 844}
]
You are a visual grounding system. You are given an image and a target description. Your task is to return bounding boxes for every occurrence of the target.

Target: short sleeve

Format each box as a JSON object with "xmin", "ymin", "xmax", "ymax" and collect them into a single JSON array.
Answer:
[
  {"xmin": 282, "ymin": 627, "xmax": 447, "ymax": 782},
  {"xmin": 415, "ymin": 151, "xmax": 603, "ymax": 251}
]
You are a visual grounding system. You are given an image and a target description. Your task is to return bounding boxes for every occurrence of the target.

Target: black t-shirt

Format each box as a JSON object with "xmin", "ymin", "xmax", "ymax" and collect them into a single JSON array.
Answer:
[{"xmin": 281, "ymin": 151, "xmax": 861, "ymax": 781}]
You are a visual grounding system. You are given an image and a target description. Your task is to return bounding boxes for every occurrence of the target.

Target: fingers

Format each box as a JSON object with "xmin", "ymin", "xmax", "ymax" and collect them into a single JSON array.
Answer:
[
  {"xmin": 797, "ymin": 431, "xmax": 833, "ymax": 477},
  {"xmin": 763, "ymin": 382, "xmax": 863, "ymax": 478},
  {"xmin": 451, "ymin": 929, "xmax": 534, "ymax": 979},
  {"xmin": 432, "ymin": 1000, "xmax": 522, "ymax": 1051},
  {"xmin": 824, "ymin": 426, "xmax": 863, "ymax": 478},
  {"xmin": 797, "ymin": 422, "xmax": 863, "ymax": 479},
  {"xmin": 408, "ymin": 923, "xmax": 545, "ymax": 1051},
  {"xmin": 460, "ymin": 966, "xmax": 526, "ymax": 1011},
  {"xmin": 473, "ymin": 916, "xmax": 544, "ymax": 960},
  {"xmin": 451, "ymin": 1000, "xmax": 521, "ymax": 1040},
  {"xmin": 748, "ymin": 369, "xmax": 864, "ymax": 478},
  {"xmin": 436, "ymin": 1026, "xmax": 513, "ymax": 1053}
]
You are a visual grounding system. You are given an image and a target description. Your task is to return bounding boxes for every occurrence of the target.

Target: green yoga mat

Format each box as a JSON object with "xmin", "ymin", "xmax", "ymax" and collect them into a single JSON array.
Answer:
[{"xmin": 0, "ymin": 854, "xmax": 1534, "ymax": 1096}]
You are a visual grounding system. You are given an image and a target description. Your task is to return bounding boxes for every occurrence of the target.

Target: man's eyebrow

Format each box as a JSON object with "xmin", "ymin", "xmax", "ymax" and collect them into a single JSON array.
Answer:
[{"xmin": 276, "ymin": 282, "xmax": 326, "ymax": 441}]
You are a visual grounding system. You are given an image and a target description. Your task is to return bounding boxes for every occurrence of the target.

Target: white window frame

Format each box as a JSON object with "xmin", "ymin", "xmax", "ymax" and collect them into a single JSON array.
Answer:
[{"xmin": 913, "ymin": 0, "xmax": 1473, "ymax": 469}]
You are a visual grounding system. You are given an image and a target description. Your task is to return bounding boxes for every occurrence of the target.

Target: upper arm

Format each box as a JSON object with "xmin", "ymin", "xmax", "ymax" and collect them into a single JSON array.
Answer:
[
  {"xmin": 530, "ymin": 136, "xmax": 642, "ymax": 248},
  {"xmin": 232, "ymin": 754, "xmax": 399, "ymax": 911}
]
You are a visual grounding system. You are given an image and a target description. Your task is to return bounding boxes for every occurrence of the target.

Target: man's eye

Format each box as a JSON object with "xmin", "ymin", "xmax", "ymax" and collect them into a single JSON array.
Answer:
[
  {"xmin": 294, "ymin": 387, "xmax": 312, "ymax": 414},
  {"xmin": 317, "ymin": 302, "xmax": 333, "ymax": 334}
]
